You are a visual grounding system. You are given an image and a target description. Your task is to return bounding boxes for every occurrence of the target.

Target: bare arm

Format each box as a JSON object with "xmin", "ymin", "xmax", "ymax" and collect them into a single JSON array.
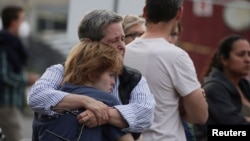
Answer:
[
  {"xmin": 77, "ymin": 77, "xmax": 155, "ymax": 132},
  {"xmin": 170, "ymin": 52, "xmax": 208, "ymax": 124},
  {"xmin": 181, "ymin": 88, "xmax": 208, "ymax": 124},
  {"xmin": 107, "ymin": 108, "xmax": 128, "ymax": 128},
  {"xmin": 77, "ymin": 107, "xmax": 128, "ymax": 128},
  {"xmin": 54, "ymin": 94, "xmax": 109, "ymax": 124}
]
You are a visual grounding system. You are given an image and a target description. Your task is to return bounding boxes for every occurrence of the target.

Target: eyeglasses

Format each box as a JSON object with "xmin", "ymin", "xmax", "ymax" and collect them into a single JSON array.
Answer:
[{"xmin": 125, "ymin": 32, "xmax": 144, "ymax": 39}]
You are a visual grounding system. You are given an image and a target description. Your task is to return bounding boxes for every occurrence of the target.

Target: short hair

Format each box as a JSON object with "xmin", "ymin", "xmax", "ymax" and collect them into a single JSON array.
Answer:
[
  {"xmin": 122, "ymin": 14, "xmax": 145, "ymax": 33},
  {"xmin": 1, "ymin": 5, "xmax": 23, "ymax": 29},
  {"xmin": 78, "ymin": 9, "xmax": 123, "ymax": 41},
  {"xmin": 63, "ymin": 40, "xmax": 123, "ymax": 85},
  {"xmin": 145, "ymin": 0, "xmax": 183, "ymax": 23}
]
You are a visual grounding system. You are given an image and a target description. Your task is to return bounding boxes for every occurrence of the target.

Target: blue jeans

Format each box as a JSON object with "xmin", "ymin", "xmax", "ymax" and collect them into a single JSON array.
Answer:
[{"xmin": 182, "ymin": 120, "xmax": 196, "ymax": 141}]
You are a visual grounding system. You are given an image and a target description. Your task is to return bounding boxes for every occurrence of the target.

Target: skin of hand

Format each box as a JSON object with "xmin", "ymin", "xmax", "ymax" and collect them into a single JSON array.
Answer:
[
  {"xmin": 28, "ymin": 72, "xmax": 40, "ymax": 86},
  {"xmin": 244, "ymin": 116, "xmax": 250, "ymax": 123},
  {"xmin": 77, "ymin": 110, "xmax": 100, "ymax": 128},
  {"xmin": 80, "ymin": 96, "xmax": 110, "ymax": 125},
  {"xmin": 54, "ymin": 94, "xmax": 109, "ymax": 125},
  {"xmin": 77, "ymin": 107, "xmax": 128, "ymax": 128}
]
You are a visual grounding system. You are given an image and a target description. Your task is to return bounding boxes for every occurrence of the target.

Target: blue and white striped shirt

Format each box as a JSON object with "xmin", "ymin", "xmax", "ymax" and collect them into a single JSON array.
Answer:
[{"xmin": 28, "ymin": 64, "xmax": 155, "ymax": 132}]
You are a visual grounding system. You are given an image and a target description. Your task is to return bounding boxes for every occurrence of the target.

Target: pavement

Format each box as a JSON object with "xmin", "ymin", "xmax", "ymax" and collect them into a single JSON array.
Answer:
[{"xmin": 20, "ymin": 108, "xmax": 34, "ymax": 141}]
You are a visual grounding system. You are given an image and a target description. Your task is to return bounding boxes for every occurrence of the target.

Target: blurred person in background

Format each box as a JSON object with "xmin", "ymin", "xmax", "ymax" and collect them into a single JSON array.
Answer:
[
  {"xmin": 169, "ymin": 21, "xmax": 182, "ymax": 45},
  {"xmin": 194, "ymin": 35, "xmax": 250, "ymax": 141},
  {"xmin": 122, "ymin": 14, "xmax": 146, "ymax": 45},
  {"xmin": 0, "ymin": 5, "xmax": 37, "ymax": 141}
]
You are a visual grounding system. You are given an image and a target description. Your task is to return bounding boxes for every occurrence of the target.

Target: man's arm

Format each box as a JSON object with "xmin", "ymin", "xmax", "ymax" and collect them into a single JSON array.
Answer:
[
  {"xmin": 28, "ymin": 64, "xmax": 109, "ymax": 122},
  {"xmin": 28, "ymin": 64, "xmax": 68, "ymax": 115},
  {"xmin": 77, "ymin": 108, "xmax": 127, "ymax": 128},
  {"xmin": 107, "ymin": 108, "xmax": 128, "ymax": 128},
  {"xmin": 181, "ymin": 88, "xmax": 208, "ymax": 124},
  {"xmin": 113, "ymin": 77, "xmax": 156, "ymax": 132},
  {"xmin": 77, "ymin": 77, "xmax": 155, "ymax": 132},
  {"xmin": 171, "ymin": 51, "xmax": 208, "ymax": 124}
]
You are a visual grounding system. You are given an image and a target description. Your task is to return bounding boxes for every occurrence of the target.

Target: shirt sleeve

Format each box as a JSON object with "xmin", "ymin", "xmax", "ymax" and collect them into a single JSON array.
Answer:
[
  {"xmin": 114, "ymin": 76, "xmax": 156, "ymax": 132},
  {"xmin": 169, "ymin": 51, "xmax": 201, "ymax": 96},
  {"xmin": 27, "ymin": 64, "xmax": 69, "ymax": 115}
]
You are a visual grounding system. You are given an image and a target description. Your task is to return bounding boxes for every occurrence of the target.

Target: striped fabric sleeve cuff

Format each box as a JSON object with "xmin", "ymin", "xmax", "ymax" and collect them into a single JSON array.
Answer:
[{"xmin": 114, "ymin": 104, "xmax": 136, "ymax": 131}]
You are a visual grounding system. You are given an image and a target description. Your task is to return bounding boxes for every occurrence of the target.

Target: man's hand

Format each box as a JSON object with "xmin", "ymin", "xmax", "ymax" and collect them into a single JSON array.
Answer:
[
  {"xmin": 82, "ymin": 96, "xmax": 109, "ymax": 125},
  {"xmin": 77, "ymin": 110, "xmax": 108, "ymax": 128},
  {"xmin": 54, "ymin": 94, "xmax": 109, "ymax": 125},
  {"xmin": 28, "ymin": 72, "xmax": 40, "ymax": 86}
]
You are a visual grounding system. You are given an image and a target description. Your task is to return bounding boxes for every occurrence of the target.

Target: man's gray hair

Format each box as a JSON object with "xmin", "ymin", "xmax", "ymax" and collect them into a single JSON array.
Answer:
[{"xmin": 78, "ymin": 9, "xmax": 123, "ymax": 41}]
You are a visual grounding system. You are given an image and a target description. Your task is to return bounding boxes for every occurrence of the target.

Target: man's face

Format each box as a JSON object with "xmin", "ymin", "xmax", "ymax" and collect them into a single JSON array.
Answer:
[
  {"xmin": 100, "ymin": 22, "xmax": 126, "ymax": 56},
  {"xmin": 13, "ymin": 11, "xmax": 25, "ymax": 35}
]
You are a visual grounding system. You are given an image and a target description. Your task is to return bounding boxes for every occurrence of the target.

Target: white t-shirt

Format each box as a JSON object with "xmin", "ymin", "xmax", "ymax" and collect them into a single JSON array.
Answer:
[{"xmin": 124, "ymin": 38, "xmax": 201, "ymax": 141}]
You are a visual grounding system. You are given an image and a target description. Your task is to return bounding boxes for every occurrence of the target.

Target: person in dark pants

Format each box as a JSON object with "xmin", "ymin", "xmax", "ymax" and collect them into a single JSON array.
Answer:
[{"xmin": 0, "ymin": 5, "xmax": 37, "ymax": 141}]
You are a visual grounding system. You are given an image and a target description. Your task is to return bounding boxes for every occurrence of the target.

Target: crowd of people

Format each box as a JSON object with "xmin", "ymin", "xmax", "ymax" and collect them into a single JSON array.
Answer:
[{"xmin": 0, "ymin": 0, "xmax": 250, "ymax": 141}]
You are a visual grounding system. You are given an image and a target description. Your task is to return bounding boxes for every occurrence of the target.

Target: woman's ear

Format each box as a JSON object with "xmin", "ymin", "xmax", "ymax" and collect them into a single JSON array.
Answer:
[{"xmin": 220, "ymin": 55, "xmax": 228, "ymax": 67}]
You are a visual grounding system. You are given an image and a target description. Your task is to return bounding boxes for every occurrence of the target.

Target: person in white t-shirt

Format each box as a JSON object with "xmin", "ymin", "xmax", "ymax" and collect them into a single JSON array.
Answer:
[{"xmin": 124, "ymin": 0, "xmax": 208, "ymax": 141}]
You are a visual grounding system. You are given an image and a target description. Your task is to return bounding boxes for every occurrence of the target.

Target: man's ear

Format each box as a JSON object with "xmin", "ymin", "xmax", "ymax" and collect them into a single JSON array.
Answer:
[
  {"xmin": 176, "ymin": 6, "xmax": 183, "ymax": 21},
  {"xmin": 143, "ymin": 6, "xmax": 148, "ymax": 20}
]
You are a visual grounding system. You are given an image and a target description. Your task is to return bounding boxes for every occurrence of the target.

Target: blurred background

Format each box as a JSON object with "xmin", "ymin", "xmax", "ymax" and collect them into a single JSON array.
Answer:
[{"xmin": 0, "ymin": 0, "xmax": 250, "ymax": 140}]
